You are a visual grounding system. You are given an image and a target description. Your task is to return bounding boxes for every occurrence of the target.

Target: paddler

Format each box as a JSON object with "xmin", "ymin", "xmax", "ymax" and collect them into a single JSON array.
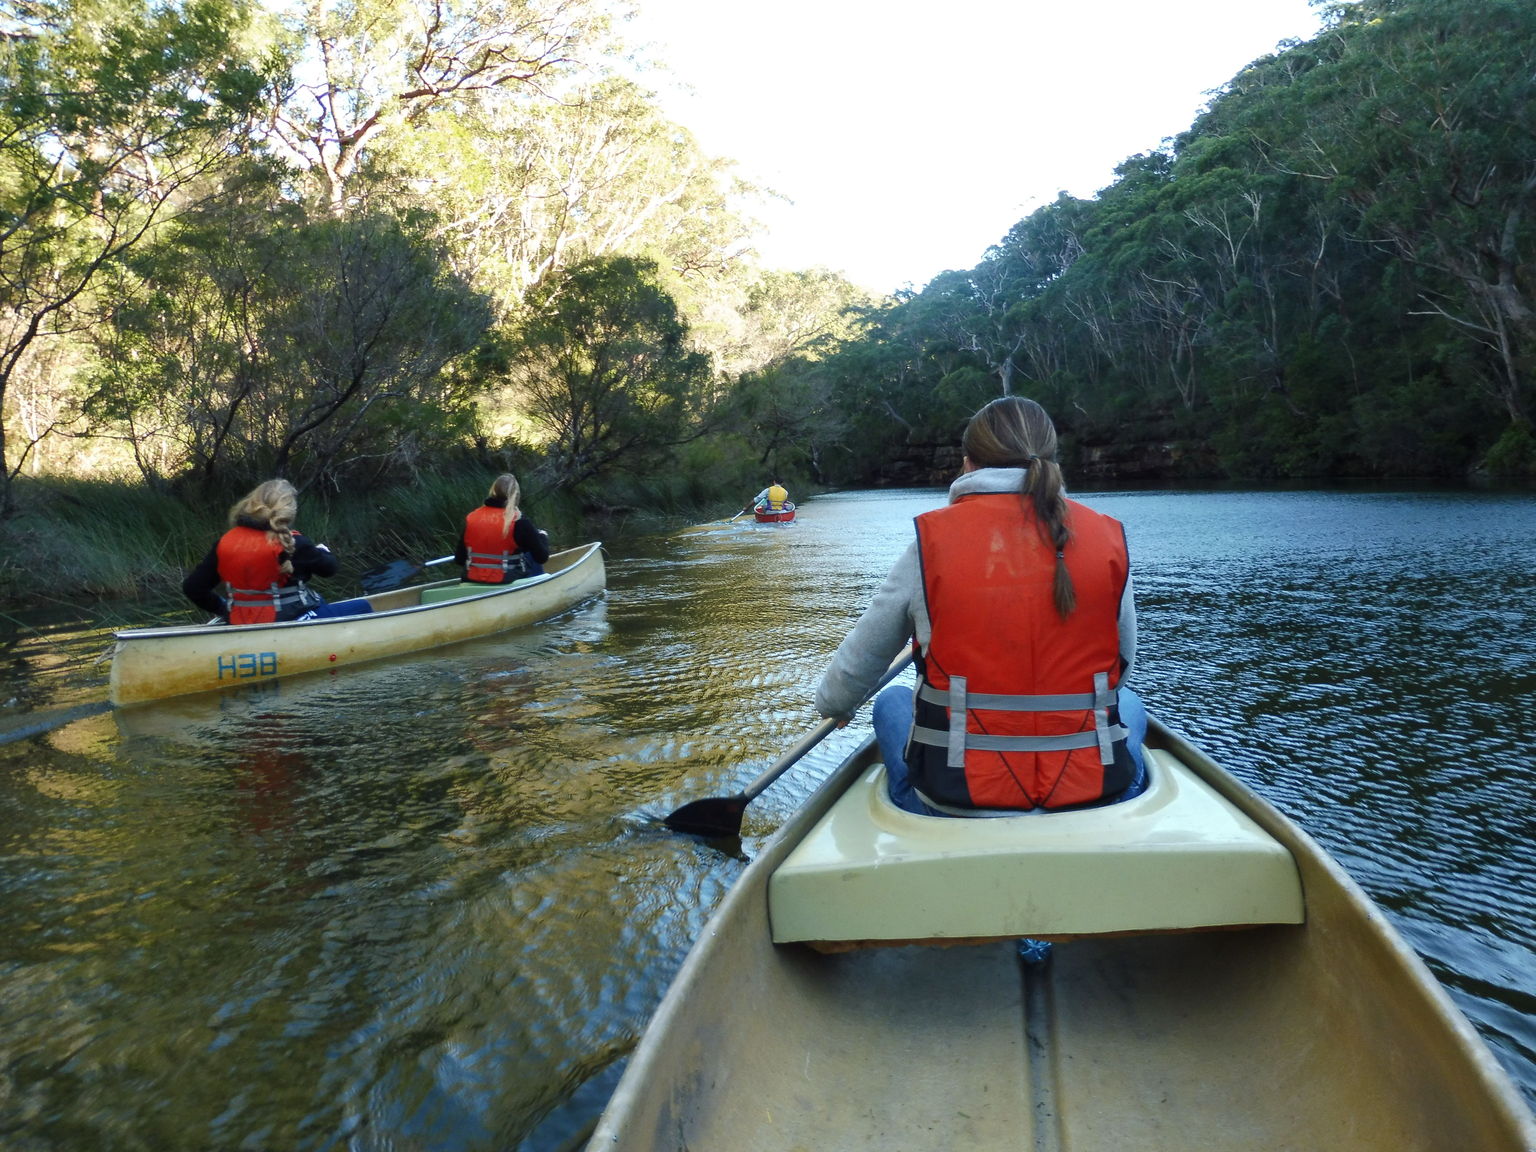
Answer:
[
  {"xmin": 454, "ymin": 472, "xmax": 550, "ymax": 584},
  {"xmin": 748, "ymin": 482, "xmax": 794, "ymax": 514},
  {"xmin": 182, "ymin": 479, "xmax": 373, "ymax": 624},
  {"xmin": 814, "ymin": 396, "xmax": 1147, "ymax": 816}
]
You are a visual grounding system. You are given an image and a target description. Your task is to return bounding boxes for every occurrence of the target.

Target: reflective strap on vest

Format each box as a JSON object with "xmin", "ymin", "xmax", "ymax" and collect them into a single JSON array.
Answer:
[
  {"xmin": 947, "ymin": 676, "xmax": 967, "ymax": 768},
  {"xmin": 228, "ymin": 584, "xmax": 304, "ymax": 611},
  {"xmin": 1093, "ymin": 670, "xmax": 1115, "ymax": 765},
  {"xmin": 467, "ymin": 549, "xmax": 512, "ymax": 572},
  {"xmin": 911, "ymin": 670, "xmax": 1125, "ymax": 767}
]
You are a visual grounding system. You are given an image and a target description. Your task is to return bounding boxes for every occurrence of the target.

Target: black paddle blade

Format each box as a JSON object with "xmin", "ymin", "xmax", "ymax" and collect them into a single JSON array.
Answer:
[
  {"xmin": 663, "ymin": 794, "xmax": 748, "ymax": 838},
  {"xmin": 359, "ymin": 559, "xmax": 421, "ymax": 594}
]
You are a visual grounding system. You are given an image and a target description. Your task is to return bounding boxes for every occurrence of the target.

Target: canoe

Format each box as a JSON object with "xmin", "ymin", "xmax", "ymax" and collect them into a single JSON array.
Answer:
[
  {"xmin": 109, "ymin": 542, "xmax": 605, "ymax": 706},
  {"xmin": 753, "ymin": 508, "xmax": 795, "ymax": 523},
  {"xmin": 589, "ymin": 721, "xmax": 1536, "ymax": 1151}
]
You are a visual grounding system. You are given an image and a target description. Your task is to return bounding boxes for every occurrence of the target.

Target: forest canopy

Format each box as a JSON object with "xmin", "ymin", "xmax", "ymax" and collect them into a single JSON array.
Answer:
[{"xmin": 1, "ymin": 0, "xmax": 1532, "ymax": 529}]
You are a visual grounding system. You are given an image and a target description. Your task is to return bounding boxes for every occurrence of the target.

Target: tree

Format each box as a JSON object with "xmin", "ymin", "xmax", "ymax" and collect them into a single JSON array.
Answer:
[
  {"xmin": 511, "ymin": 255, "xmax": 712, "ymax": 486},
  {"xmin": 0, "ymin": 0, "xmax": 272, "ymax": 514},
  {"xmin": 267, "ymin": 0, "xmax": 611, "ymax": 210},
  {"xmin": 88, "ymin": 185, "xmax": 493, "ymax": 490},
  {"xmin": 1269, "ymin": 0, "xmax": 1536, "ymax": 423},
  {"xmin": 378, "ymin": 75, "xmax": 759, "ymax": 336}
]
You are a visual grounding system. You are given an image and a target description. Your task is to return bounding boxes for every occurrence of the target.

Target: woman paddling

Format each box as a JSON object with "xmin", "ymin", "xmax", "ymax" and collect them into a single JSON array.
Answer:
[
  {"xmin": 454, "ymin": 473, "xmax": 550, "ymax": 584},
  {"xmin": 182, "ymin": 479, "xmax": 373, "ymax": 625},
  {"xmin": 815, "ymin": 396, "xmax": 1148, "ymax": 816}
]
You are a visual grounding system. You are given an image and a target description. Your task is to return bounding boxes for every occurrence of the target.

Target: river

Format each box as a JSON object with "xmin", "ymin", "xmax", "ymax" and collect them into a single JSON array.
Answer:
[{"xmin": 1, "ymin": 486, "xmax": 1533, "ymax": 1149}]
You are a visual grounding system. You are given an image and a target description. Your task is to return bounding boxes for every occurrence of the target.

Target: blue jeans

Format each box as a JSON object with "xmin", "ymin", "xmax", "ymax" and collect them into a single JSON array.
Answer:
[
  {"xmin": 298, "ymin": 598, "xmax": 374, "ymax": 620},
  {"xmin": 873, "ymin": 683, "xmax": 1149, "ymax": 816}
]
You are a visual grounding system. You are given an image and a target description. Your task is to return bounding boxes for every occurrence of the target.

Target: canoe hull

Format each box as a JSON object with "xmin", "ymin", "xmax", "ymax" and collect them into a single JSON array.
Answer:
[
  {"xmin": 588, "ymin": 723, "xmax": 1536, "ymax": 1151},
  {"xmin": 109, "ymin": 543, "xmax": 604, "ymax": 706},
  {"xmin": 753, "ymin": 509, "xmax": 795, "ymax": 523}
]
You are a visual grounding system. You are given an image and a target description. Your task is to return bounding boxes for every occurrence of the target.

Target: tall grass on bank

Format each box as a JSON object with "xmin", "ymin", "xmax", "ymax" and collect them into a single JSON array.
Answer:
[{"xmin": 2, "ymin": 480, "xmax": 214, "ymax": 615}]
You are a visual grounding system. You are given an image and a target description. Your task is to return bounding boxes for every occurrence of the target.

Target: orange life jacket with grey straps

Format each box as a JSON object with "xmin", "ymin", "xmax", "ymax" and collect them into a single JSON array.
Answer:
[
  {"xmin": 908, "ymin": 492, "xmax": 1134, "ymax": 811},
  {"xmin": 463, "ymin": 505, "xmax": 526, "ymax": 583},
  {"xmin": 217, "ymin": 526, "xmax": 308, "ymax": 625}
]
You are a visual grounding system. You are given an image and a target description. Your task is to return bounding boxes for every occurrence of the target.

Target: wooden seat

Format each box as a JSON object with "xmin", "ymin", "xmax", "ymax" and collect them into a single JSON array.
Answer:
[{"xmin": 767, "ymin": 748, "xmax": 1304, "ymax": 945}]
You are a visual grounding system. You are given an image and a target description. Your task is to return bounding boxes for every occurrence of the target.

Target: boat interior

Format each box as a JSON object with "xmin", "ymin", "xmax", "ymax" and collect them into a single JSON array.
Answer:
[
  {"xmin": 362, "ymin": 548, "xmax": 577, "ymax": 614},
  {"xmin": 599, "ymin": 738, "xmax": 1532, "ymax": 1151}
]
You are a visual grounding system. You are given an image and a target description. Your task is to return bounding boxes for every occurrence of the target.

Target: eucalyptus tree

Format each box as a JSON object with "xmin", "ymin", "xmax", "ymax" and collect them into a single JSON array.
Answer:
[
  {"xmin": 725, "ymin": 266, "xmax": 876, "ymax": 372},
  {"xmin": 379, "ymin": 75, "xmax": 759, "ymax": 345},
  {"xmin": 510, "ymin": 254, "xmax": 712, "ymax": 487},
  {"xmin": 724, "ymin": 267, "xmax": 877, "ymax": 476},
  {"xmin": 1269, "ymin": 0, "xmax": 1536, "ymax": 426},
  {"xmin": 0, "ymin": 0, "xmax": 273, "ymax": 514},
  {"xmin": 946, "ymin": 199, "xmax": 1096, "ymax": 399},
  {"xmin": 265, "ymin": 0, "xmax": 616, "ymax": 211},
  {"xmin": 89, "ymin": 183, "xmax": 493, "ymax": 490}
]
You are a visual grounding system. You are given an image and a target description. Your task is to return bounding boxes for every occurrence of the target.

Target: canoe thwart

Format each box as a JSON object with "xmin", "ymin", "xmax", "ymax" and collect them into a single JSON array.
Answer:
[
  {"xmin": 767, "ymin": 748, "xmax": 1305, "ymax": 944},
  {"xmin": 417, "ymin": 573, "xmax": 552, "ymax": 605}
]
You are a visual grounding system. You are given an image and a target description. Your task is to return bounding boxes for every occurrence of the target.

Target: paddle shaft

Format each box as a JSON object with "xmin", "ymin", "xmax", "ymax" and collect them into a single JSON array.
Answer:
[
  {"xmin": 739, "ymin": 649, "xmax": 912, "ymax": 802},
  {"xmin": 662, "ymin": 650, "xmax": 913, "ymax": 836}
]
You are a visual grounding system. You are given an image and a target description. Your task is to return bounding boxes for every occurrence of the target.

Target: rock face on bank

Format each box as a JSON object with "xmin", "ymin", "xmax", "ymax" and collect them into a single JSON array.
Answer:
[{"xmin": 872, "ymin": 438, "xmax": 1220, "ymax": 487}]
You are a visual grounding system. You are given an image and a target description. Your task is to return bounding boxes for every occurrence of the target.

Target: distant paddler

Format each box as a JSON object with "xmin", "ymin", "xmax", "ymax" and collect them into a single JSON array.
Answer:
[{"xmin": 747, "ymin": 482, "xmax": 795, "ymax": 516}]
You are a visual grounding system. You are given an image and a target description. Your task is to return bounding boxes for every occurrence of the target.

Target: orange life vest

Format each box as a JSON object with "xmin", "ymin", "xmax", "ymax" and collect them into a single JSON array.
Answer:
[
  {"xmin": 463, "ymin": 505, "xmax": 523, "ymax": 583},
  {"xmin": 908, "ymin": 492, "xmax": 1133, "ymax": 811},
  {"xmin": 217, "ymin": 526, "xmax": 306, "ymax": 625}
]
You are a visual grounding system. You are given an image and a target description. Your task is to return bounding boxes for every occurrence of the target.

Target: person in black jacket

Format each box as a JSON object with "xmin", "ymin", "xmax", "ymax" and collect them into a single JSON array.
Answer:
[
  {"xmin": 454, "ymin": 473, "xmax": 551, "ymax": 584},
  {"xmin": 182, "ymin": 479, "xmax": 372, "ymax": 623}
]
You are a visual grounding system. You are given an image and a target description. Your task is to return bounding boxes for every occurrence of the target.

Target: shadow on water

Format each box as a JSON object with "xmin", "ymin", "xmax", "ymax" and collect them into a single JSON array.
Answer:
[{"xmin": 0, "ymin": 486, "xmax": 1532, "ymax": 1149}]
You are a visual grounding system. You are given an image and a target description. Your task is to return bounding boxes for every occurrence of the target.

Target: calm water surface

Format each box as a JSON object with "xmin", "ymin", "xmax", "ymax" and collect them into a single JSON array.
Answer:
[{"xmin": 1, "ymin": 487, "xmax": 1533, "ymax": 1149}]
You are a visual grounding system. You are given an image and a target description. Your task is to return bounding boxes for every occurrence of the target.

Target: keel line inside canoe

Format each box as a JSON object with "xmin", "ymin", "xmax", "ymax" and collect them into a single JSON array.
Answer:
[{"xmin": 1024, "ymin": 948, "xmax": 1063, "ymax": 1152}]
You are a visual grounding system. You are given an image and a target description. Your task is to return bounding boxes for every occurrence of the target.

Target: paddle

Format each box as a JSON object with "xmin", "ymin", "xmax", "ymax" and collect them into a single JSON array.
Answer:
[
  {"xmin": 360, "ymin": 554, "xmax": 455, "ymax": 594},
  {"xmin": 663, "ymin": 649, "xmax": 914, "ymax": 837}
]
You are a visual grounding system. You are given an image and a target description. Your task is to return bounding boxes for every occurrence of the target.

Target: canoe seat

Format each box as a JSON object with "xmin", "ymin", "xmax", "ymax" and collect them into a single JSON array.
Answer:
[
  {"xmin": 767, "ymin": 748, "xmax": 1304, "ymax": 946},
  {"xmin": 418, "ymin": 575, "xmax": 549, "ymax": 605}
]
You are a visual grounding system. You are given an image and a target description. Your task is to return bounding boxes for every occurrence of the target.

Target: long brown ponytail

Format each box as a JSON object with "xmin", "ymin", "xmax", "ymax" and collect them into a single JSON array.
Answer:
[{"xmin": 960, "ymin": 397, "xmax": 1076, "ymax": 616}]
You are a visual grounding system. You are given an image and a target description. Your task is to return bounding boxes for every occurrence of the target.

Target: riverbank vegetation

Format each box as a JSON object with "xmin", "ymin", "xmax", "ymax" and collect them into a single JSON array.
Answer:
[{"xmin": 2, "ymin": 0, "xmax": 1533, "ymax": 606}]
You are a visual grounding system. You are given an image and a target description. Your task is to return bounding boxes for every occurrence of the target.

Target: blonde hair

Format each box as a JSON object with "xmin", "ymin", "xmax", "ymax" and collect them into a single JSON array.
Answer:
[
  {"xmin": 961, "ymin": 397, "xmax": 1076, "ymax": 617},
  {"xmin": 229, "ymin": 479, "xmax": 298, "ymax": 575},
  {"xmin": 488, "ymin": 473, "xmax": 521, "ymax": 537}
]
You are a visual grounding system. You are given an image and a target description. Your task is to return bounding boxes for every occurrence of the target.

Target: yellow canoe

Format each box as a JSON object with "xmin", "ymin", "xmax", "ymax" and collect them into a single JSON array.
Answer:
[
  {"xmin": 589, "ymin": 721, "xmax": 1536, "ymax": 1151},
  {"xmin": 109, "ymin": 542, "xmax": 604, "ymax": 706}
]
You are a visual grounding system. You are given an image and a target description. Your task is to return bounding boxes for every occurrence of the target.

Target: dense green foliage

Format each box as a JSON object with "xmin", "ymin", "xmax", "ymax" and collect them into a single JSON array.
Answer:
[
  {"xmin": 1, "ymin": 0, "xmax": 1531, "ymax": 575},
  {"xmin": 796, "ymin": 0, "xmax": 1536, "ymax": 482}
]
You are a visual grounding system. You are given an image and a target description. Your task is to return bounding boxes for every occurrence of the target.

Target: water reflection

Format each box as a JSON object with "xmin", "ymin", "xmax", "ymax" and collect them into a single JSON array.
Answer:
[{"xmin": 0, "ymin": 488, "xmax": 1532, "ymax": 1149}]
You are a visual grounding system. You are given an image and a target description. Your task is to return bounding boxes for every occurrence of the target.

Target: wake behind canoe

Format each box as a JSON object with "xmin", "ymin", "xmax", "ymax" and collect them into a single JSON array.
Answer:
[
  {"xmin": 109, "ymin": 542, "xmax": 604, "ymax": 706},
  {"xmin": 589, "ymin": 721, "xmax": 1536, "ymax": 1151}
]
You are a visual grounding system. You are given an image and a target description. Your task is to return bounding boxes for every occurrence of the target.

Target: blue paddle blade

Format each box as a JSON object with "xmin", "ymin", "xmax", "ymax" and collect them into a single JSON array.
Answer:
[{"xmin": 359, "ymin": 559, "xmax": 421, "ymax": 593}]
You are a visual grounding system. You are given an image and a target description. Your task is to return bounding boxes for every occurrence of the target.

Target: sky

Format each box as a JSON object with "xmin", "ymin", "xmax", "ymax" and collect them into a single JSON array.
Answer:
[{"xmin": 623, "ymin": 0, "xmax": 1327, "ymax": 295}]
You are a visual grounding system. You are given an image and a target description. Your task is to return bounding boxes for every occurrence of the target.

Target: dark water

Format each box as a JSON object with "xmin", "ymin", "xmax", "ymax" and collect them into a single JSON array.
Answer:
[{"xmin": 1, "ymin": 488, "xmax": 1533, "ymax": 1149}]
